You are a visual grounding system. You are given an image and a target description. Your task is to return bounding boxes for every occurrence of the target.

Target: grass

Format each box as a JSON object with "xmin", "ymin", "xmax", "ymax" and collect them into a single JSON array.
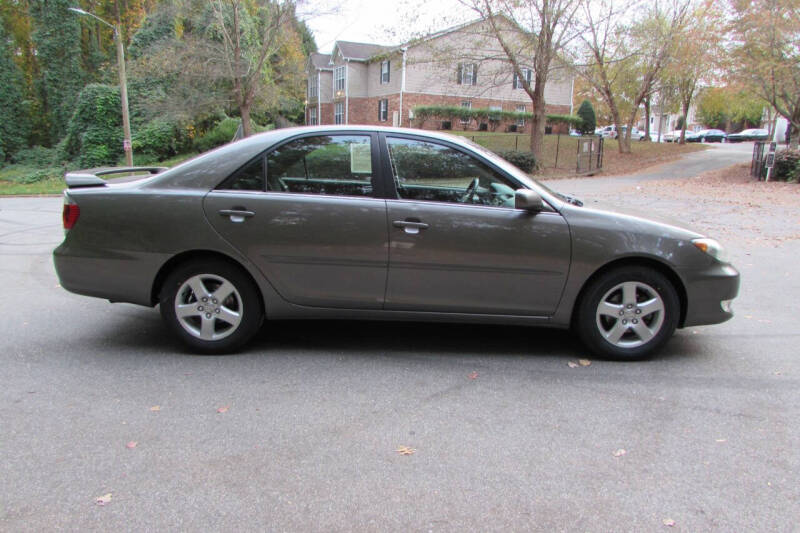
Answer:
[
  {"xmin": 0, "ymin": 151, "xmax": 199, "ymax": 196},
  {"xmin": 449, "ymin": 131, "xmax": 708, "ymax": 176}
]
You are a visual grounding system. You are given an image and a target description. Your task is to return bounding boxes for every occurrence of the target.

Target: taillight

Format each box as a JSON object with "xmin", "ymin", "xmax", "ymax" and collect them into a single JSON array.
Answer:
[{"xmin": 63, "ymin": 195, "xmax": 80, "ymax": 230}]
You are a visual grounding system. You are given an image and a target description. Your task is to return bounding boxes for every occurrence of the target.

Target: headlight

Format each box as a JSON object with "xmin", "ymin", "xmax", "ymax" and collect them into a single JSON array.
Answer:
[{"xmin": 692, "ymin": 238, "xmax": 729, "ymax": 263}]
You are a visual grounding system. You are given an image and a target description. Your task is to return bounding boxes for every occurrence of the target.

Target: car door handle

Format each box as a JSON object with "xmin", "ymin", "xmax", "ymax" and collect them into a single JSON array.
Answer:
[
  {"xmin": 393, "ymin": 220, "xmax": 429, "ymax": 234},
  {"xmin": 219, "ymin": 209, "xmax": 255, "ymax": 223}
]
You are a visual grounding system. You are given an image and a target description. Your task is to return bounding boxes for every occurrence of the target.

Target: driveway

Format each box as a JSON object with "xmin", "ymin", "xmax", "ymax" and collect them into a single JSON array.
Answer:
[{"xmin": 1, "ymin": 146, "xmax": 798, "ymax": 531}]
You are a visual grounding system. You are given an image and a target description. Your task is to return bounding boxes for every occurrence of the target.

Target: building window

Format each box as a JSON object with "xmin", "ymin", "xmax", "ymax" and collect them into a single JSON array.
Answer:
[
  {"xmin": 378, "ymin": 99, "xmax": 388, "ymax": 122},
  {"xmin": 461, "ymin": 101, "xmax": 471, "ymax": 124},
  {"xmin": 334, "ymin": 66, "xmax": 346, "ymax": 93},
  {"xmin": 516, "ymin": 105, "xmax": 526, "ymax": 127},
  {"xmin": 513, "ymin": 68, "xmax": 532, "ymax": 89},
  {"xmin": 308, "ymin": 76, "xmax": 318, "ymax": 99},
  {"xmin": 380, "ymin": 60, "xmax": 390, "ymax": 84},
  {"xmin": 335, "ymin": 102, "xmax": 344, "ymax": 124},
  {"xmin": 309, "ymin": 107, "xmax": 317, "ymax": 125},
  {"xmin": 457, "ymin": 63, "xmax": 477, "ymax": 85}
]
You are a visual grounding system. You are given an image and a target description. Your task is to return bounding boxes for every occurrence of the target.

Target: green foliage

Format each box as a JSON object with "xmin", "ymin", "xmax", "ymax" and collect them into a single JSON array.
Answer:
[
  {"xmin": 60, "ymin": 84, "xmax": 123, "ymax": 168},
  {"xmin": 10, "ymin": 145, "xmax": 57, "ymax": 167},
  {"xmin": 546, "ymin": 114, "xmax": 583, "ymax": 127},
  {"xmin": 772, "ymin": 149, "xmax": 800, "ymax": 182},
  {"xmin": 497, "ymin": 150, "xmax": 538, "ymax": 172},
  {"xmin": 413, "ymin": 106, "xmax": 581, "ymax": 131},
  {"xmin": 576, "ymin": 100, "xmax": 597, "ymax": 134},
  {"xmin": 0, "ymin": 22, "xmax": 29, "ymax": 162},
  {"xmin": 696, "ymin": 87, "xmax": 765, "ymax": 130},
  {"xmin": 193, "ymin": 117, "xmax": 271, "ymax": 153},
  {"xmin": 132, "ymin": 119, "xmax": 192, "ymax": 161},
  {"xmin": 29, "ymin": 0, "xmax": 86, "ymax": 144}
]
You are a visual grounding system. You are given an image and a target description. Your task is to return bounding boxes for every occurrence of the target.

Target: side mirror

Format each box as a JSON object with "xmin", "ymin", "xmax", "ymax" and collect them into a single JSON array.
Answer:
[{"xmin": 515, "ymin": 189, "xmax": 543, "ymax": 212}]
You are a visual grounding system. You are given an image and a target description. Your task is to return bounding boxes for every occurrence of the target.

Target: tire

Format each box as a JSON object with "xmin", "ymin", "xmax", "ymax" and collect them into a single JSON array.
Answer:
[
  {"xmin": 159, "ymin": 259, "xmax": 263, "ymax": 354},
  {"xmin": 576, "ymin": 266, "xmax": 680, "ymax": 360}
]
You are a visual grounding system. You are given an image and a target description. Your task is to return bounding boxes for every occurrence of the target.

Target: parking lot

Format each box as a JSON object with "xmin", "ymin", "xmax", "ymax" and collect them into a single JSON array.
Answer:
[{"xmin": 2, "ymin": 143, "xmax": 798, "ymax": 531}]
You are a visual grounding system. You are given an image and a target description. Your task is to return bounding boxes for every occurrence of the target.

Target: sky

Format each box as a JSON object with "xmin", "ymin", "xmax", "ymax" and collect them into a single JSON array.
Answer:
[{"xmin": 303, "ymin": 0, "xmax": 471, "ymax": 55}]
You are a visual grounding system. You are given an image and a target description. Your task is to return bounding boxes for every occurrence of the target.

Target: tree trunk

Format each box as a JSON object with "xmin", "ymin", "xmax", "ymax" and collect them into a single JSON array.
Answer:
[
  {"xmin": 643, "ymin": 96, "xmax": 651, "ymax": 141},
  {"xmin": 241, "ymin": 103, "xmax": 252, "ymax": 137},
  {"xmin": 678, "ymin": 101, "xmax": 689, "ymax": 144},
  {"xmin": 607, "ymin": 98, "xmax": 629, "ymax": 154},
  {"xmin": 529, "ymin": 80, "xmax": 546, "ymax": 159}
]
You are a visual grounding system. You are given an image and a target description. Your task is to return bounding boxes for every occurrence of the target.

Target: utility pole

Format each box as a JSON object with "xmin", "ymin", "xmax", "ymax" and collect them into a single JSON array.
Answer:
[{"xmin": 69, "ymin": 7, "xmax": 133, "ymax": 166}]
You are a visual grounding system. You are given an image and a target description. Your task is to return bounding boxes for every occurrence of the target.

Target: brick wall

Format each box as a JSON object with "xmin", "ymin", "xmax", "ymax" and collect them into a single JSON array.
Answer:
[{"xmin": 313, "ymin": 93, "xmax": 572, "ymax": 134}]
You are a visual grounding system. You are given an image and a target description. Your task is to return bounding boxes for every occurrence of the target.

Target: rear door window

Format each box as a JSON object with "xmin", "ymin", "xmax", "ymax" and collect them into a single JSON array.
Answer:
[{"xmin": 266, "ymin": 135, "xmax": 375, "ymax": 197}]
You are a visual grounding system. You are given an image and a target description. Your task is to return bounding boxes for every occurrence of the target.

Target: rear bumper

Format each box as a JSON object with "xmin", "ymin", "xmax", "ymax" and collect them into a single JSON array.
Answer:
[
  {"xmin": 682, "ymin": 263, "xmax": 740, "ymax": 327},
  {"xmin": 53, "ymin": 243, "xmax": 160, "ymax": 306}
]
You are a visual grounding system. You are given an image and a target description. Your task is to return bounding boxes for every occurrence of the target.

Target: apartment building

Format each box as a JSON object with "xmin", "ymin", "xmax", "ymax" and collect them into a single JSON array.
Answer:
[{"xmin": 305, "ymin": 18, "xmax": 574, "ymax": 132}]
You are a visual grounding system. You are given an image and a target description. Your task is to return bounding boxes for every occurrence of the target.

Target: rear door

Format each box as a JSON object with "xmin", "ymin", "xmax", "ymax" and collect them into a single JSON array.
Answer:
[{"xmin": 204, "ymin": 132, "xmax": 389, "ymax": 309}]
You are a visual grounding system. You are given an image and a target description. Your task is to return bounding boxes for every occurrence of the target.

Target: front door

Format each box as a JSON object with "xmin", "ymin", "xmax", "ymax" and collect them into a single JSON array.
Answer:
[
  {"xmin": 204, "ymin": 133, "xmax": 388, "ymax": 309},
  {"xmin": 382, "ymin": 135, "xmax": 570, "ymax": 316}
]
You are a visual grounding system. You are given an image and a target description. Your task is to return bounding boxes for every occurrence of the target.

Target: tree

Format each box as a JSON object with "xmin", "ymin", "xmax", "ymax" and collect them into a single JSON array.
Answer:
[
  {"xmin": 29, "ymin": 0, "xmax": 87, "ymax": 144},
  {"xmin": 0, "ymin": 21, "xmax": 29, "ymax": 162},
  {"xmin": 459, "ymin": 0, "xmax": 582, "ymax": 159},
  {"xmin": 576, "ymin": 99, "xmax": 596, "ymax": 134},
  {"xmin": 729, "ymin": 0, "xmax": 800, "ymax": 148},
  {"xmin": 573, "ymin": 0, "xmax": 691, "ymax": 153},
  {"xmin": 662, "ymin": 0, "xmax": 723, "ymax": 143},
  {"xmin": 133, "ymin": 0, "xmax": 306, "ymax": 137}
]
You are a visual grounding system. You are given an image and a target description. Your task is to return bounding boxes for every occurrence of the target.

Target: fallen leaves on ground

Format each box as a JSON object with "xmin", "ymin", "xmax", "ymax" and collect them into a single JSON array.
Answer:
[
  {"xmin": 217, "ymin": 406, "xmax": 229, "ymax": 413},
  {"xmin": 95, "ymin": 493, "xmax": 112, "ymax": 506},
  {"xmin": 662, "ymin": 518, "xmax": 676, "ymax": 527},
  {"xmin": 468, "ymin": 371, "xmax": 478, "ymax": 379},
  {"xmin": 125, "ymin": 441, "xmax": 137, "ymax": 449},
  {"xmin": 613, "ymin": 448, "xmax": 627, "ymax": 457},
  {"xmin": 578, "ymin": 359, "xmax": 592, "ymax": 366},
  {"xmin": 567, "ymin": 361, "xmax": 579, "ymax": 368},
  {"xmin": 149, "ymin": 405, "xmax": 161, "ymax": 411},
  {"xmin": 396, "ymin": 446, "xmax": 416, "ymax": 455}
]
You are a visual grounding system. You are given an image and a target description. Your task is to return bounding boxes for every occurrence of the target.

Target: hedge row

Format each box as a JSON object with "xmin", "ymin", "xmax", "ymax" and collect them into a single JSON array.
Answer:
[{"xmin": 412, "ymin": 105, "xmax": 583, "ymax": 130}]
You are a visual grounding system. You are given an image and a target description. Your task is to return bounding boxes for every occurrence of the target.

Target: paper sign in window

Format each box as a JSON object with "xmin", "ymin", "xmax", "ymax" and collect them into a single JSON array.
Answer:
[{"xmin": 350, "ymin": 143, "xmax": 372, "ymax": 174}]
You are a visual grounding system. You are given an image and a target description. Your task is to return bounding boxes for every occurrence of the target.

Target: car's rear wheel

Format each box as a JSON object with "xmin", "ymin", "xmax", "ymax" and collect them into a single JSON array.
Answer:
[
  {"xmin": 159, "ymin": 259, "xmax": 263, "ymax": 354},
  {"xmin": 576, "ymin": 266, "xmax": 679, "ymax": 360}
]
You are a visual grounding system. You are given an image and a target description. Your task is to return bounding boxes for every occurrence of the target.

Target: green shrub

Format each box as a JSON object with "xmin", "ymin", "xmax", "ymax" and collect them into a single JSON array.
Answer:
[
  {"xmin": 60, "ymin": 84, "xmax": 123, "ymax": 168},
  {"xmin": 11, "ymin": 146, "xmax": 57, "ymax": 167},
  {"xmin": 576, "ymin": 99, "xmax": 596, "ymax": 134},
  {"xmin": 14, "ymin": 167, "xmax": 62, "ymax": 184},
  {"xmin": 193, "ymin": 117, "xmax": 272, "ymax": 153},
  {"xmin": 772, "ymin": 149, "xmax": 800, "ymax": 182},
  {"xmin": 132, "ymin": 119, "xmax": 192, "ymax": 161},
  {"xmin": 498, "ymin": 150, "xmax": 538, "ymax": 172}
]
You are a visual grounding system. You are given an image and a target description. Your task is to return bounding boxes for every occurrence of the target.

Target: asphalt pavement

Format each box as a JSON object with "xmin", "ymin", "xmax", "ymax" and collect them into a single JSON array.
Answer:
[{"xmin": 1, "ymin": 143, "xmax": 798, "ymax": 531}]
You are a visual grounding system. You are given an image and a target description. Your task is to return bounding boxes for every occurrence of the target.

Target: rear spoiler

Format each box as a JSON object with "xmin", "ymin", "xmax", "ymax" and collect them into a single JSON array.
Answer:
[{"xmin": 64, "ymin": 166, "xmax": 168, "ymax": 188}]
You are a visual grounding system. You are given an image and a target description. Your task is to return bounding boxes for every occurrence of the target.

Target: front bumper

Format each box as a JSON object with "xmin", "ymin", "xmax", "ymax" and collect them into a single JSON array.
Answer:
[{"xmin": 681, "ymin": 263, "xmax": 740, "ymax": 327}]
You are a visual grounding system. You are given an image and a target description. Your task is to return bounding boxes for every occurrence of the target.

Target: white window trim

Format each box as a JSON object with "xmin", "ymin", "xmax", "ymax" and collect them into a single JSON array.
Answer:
[
  {"xmin": 514, "ymin": 68, "xmax": 532, "ymax": 90},
  {"xmin": 335, "ymin": 102, "xmax": 344, "ymax": 124},
  {"xmin": 334, "ymin": 66, "xmax": 346, "ymax": 94},
  {"xmin": 380, "ymin": 60, "xmax": 390, "ymax": 84},
  {"xmin": 379, "ymin": 99, "xmax": 388, "ymax": 122},
  {"xmin": 462, "ymin": 63, "xmax": 474, "ymax": 85},
  {"xmin": 308, "ymin": 76, "xmax": 318, "ymax": 99},
  {"xmin": 516, "ymin": 105, "xmax": 526, "ymax": 126},
  {"xmin": 309, "ymin": 107, "xmax": 317, "ymax": 125}
]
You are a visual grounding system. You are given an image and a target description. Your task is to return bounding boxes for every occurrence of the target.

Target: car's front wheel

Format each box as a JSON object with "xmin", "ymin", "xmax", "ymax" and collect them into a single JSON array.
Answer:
[
  {"xmin": 159, "ymin": 259, "xmax": 263, "ymax": 354},
  {"xmin": 576, "ymin": 266, "xmax": 680, "ymax": 360}
]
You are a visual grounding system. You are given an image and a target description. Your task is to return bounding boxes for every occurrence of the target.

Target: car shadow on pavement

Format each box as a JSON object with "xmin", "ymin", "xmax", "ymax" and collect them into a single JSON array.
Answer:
[{"xmin": 92, "ymin": 305, "xmax": 704, "ymax": 363}]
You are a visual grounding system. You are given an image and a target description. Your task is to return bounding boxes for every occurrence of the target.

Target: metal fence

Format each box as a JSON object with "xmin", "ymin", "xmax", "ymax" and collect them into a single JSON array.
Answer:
[{"xmin": 462, "ymin": 133, "xmax": 604, "ymax": 174}]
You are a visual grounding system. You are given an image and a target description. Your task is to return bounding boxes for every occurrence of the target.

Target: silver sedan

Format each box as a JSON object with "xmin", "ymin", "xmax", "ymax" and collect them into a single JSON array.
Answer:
[{"xmin": 53, "ymin": 126, "xmax": 739, "ymax": 359}]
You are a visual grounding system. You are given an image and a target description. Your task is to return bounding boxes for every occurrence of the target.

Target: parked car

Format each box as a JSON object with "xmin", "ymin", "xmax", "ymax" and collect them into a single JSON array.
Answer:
[
  {"xmin": 726, "ymin": 128, "xmax": 769, "ymax": 143},
  {"xmin": 685, "ymin": 129, "xmax": 727, "ymax": 143},
  {"xmin": 53, "ymin": 126, "xmax": 739, "ymax": 359},
  {"xmin": 598, "ymin": 125, "xmax": 646, "ymax": 140},
  {"xmin": 663, "ymin": 130, "xmax": 686, "ymax": 142}
]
